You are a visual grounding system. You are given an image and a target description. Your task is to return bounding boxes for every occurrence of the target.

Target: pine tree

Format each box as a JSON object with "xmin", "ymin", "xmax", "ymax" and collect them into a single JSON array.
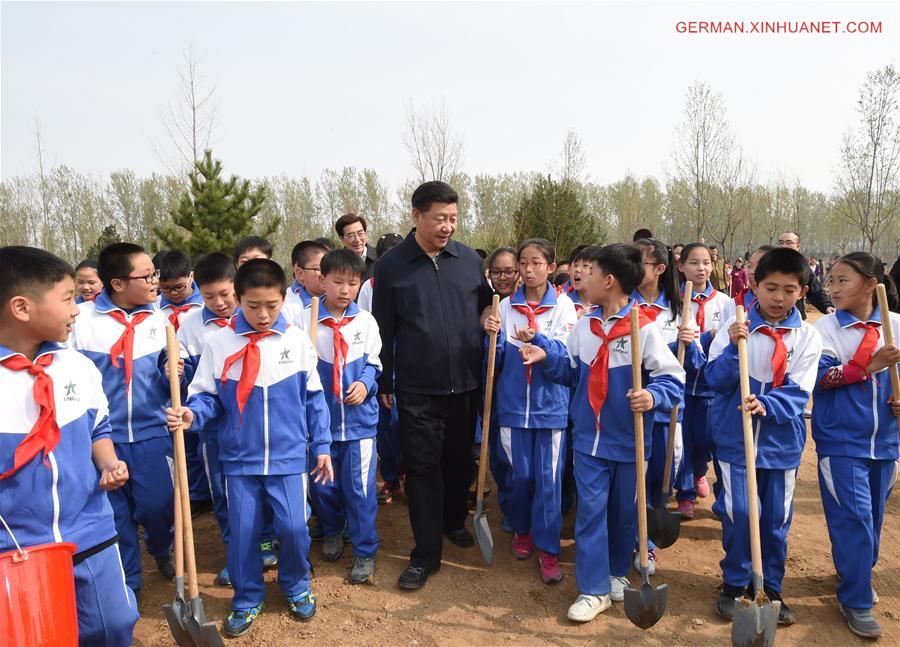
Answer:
[
  {"xmin": 86, "ymin": 224, "xmax": 121, "ymax": 259},
  {"xmin": 154, "ymin": 150, "xmax": 275, "ymax": 258},
  {"xmin": 513, "ymin": 175, "xmax": 603, "ymax": 257}
]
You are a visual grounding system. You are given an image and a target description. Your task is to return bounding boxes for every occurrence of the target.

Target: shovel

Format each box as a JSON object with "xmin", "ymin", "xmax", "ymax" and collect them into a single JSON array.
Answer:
[
  {"xmin": 876, "ymin": 284, "xmax": 900, "ymax": 428},
  {"xmin": 162, "ymin": 433, "xmax": 193, "ymax": 646},
  {"xmin": 309, "ymin": 296, "xmax": 319, "ymax": 344},
  {"xmin": 624, "ymin": 307, "xmax": 668, "ymax": 630},
  {"xmin": 648, "ymin": 280, "xmax": 692, "ymax": 549},
  {"xmin": 731, "ymin": 306, "xmax": 780, "ymax": 647},
  {"xmin": 166, "ymin": 326, "xmax": 225, "ymax": 647},
  {"xmin": 475, "ymin": 294, "xmax": 501, "ymax": 565}
]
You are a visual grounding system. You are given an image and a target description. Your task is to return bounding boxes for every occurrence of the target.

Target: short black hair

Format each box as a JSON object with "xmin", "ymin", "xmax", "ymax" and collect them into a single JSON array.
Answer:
[
  {"xmin": 291, "ymin": 240, "xmax": 329, "ymax": 268},
  {"xmin": 194, "ymin": 252, "xmax": 236, "ymax": 287},
  {"xmin": 313, "ymin": 237, "xmax": 335, "ymax": 250},
  {"xmin": 75, "ymin": 259, "xmax": 98, "ymax": 272},
  {"xmin": 232, "ymin": 236, "xmax": 272, "ymax": 264},
  {"xmin": 0, "ymin": 246, "xmax": 75, "ymax": 309},
  {"xmin": 571, "ymin": 245, "xmax": 596, "ymax": 264},
  {"xmin": 234, "ymin": 259, "xmax": 286, "ymax": 297},
  {"xmin": 517, "ymin": 238, "xmax": 556, "ymax": 265},
  {"xmin": 411, "ymin": 181, "xmax": 458, "ymax": 212},
  {"xmin": 632, "ymin": 228, "xmax": 653, "ymax": 242},
  {"xmin": 98, "ymin": 242, "xmax": 147, "ymax": 293},
  {"xmin": 321, "ymin": 248, "xmax": 366, "ymax": 279},
  {"xmin": 754, "ymin": 244, "xmax": 776, "ymax": 255},
  {"xmin": 487, "ymin": 246, "xmax": 516, "ymax": 268},
  {"xmin": 553, "ymin": 272, "xmax": 570, "ymax": 288},
  {"xmin": 153, "ymin": 250, "xmax": 192, "ymax": 282},
  {"xmin": 568, "ymin": 245, "xmax": 589, "ymax": 261},
  {"xmin": 754, "ymin": 247, "xmax": 810, "ymax": 286},
  {"xmin": 335, "ymin": 213, "xmax": 367, "ymax": 237},
  {"xmin": 375, "ymin": 233, "xmax": 403, "ymax": 258},
  {"xmin": 587, "ymin": 243, "xmax": 644, "ymax": 294}
]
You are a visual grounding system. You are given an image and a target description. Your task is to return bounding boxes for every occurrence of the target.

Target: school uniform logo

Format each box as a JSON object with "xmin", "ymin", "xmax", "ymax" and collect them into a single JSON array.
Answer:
[
  {"xmin": 148, "ymin": 327, "xmax": 158, "ymax": 339},
  {"xmin": 614, "ymin": 338, "xmax": 628, "ymax": 354},
  {"xmin": 663, "ymin": 319, "xmax": 675, "ymax": 329},
  {"xmin": 712, "ymin": 310, "xmax": 721, "ymax": 321},
  {"xmin": 353, "ymin": 331, "xmax": 363, "ymax": 344},
  {"xmin": 63, "ymin": 381, "xmax": 79, "ymax": 402},
  {"xmin": 279, "ymin": 349, "xmax": 293, "ymax": 365}
]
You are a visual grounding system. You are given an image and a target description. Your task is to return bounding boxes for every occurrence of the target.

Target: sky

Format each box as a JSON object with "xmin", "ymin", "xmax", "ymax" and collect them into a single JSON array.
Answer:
[{"xmin": 2, "ymin": 1, "xmax": 899, "ymax": 192}]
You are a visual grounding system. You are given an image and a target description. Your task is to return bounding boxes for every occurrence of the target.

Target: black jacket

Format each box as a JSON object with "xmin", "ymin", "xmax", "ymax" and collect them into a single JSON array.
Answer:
[
  {"xmin": 372, "ymin": 229, "xmax": 493, "ymax": 395},
  {"xmin": 799, "ymin": 273, "xmax": 833, "ymax": 319},
  {"xmin": 361, "ymin": 244, "xmax": 377, "ymax": 282}
]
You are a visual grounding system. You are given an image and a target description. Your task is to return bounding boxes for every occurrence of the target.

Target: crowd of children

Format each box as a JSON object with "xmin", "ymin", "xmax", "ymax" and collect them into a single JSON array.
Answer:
[{"xmin": 1, "ymin": 207, "xmax": 899, "ymax": 644}]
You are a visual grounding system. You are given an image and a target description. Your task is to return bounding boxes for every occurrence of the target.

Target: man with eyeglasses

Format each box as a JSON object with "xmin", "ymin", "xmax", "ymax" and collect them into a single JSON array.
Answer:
[
  {"xmin": 336, "ymin": 213, "xmax": 377, "ymax": 282},
  {"xmin": 777, "ymin": 231, "xmax": 835, "ymax": 319}
]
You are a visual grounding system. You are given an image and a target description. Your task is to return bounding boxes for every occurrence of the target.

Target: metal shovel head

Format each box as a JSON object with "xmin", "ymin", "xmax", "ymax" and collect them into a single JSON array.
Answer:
[
  {"xmin": 647, "ymin": 506, "xmax": 681, "ymax": 549},
  {"xmin": 474, "ymin": 501, "xmax": 493, "ymax": 565},
  {"xmin": 623, "ymin": 580, "xmax": 668, "ymax": 629},
  {"xmin": 163, "ymin": 576, "xmax": 195, "ymax": 647},
  {"xmin": 731, "ymin": 594, "xmax": 780, "ymax": 647},
  {"xmin": 185, "ymin": 596, "xmax": 225, "ymax": 647}
]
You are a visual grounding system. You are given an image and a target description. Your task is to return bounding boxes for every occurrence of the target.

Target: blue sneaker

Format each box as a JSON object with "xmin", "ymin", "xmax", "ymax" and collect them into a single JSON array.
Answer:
[
  {"xmin": 287, "ymin": 588, "xmax": 317, "ymax": 621},
  {"xmin": 500, "ymin": 515, "xmax": 514, "ymax": 534},
  {"xmin": 260, "ymin": 541, "xmax": 278, "ymax": 569},
  {"xmin": 214, "ymin": 565, "xmax": 231, "ymax": 586},
  {"xmin": 224, "ymin": 603, "xmax": 263, "ymax": 637}
]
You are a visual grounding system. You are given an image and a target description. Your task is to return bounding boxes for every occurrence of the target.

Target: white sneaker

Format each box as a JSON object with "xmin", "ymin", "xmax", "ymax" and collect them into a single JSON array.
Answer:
[
  {"xmin": 610, "ymin": 576, "xmax": 630, "ymax": 602},
  {"xmin": 567, "ymin": 593, "xmax": 611, "ymax": 622},
  {"xmin": 873, "ymin": 586, "xmax": 879, "ymax": 605},
  {"xmin": 633, "ymin": 549, "xmax": 657, "ymax": 576}
]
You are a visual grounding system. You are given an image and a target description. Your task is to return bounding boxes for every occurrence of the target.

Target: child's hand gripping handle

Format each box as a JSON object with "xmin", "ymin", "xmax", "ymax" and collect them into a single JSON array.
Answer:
[
  {"xmin": 309, "ymin": 297, "xmax": 319, "ymax": 345},
  {"xmin": 876, "ymin": 284, "xmax": 900, "ymax": 427}
]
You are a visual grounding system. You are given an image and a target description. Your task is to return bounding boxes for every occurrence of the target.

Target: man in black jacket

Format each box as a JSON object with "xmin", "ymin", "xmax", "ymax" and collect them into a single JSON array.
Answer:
[
  {"xmin": 372, "ymin": 181, "xmax": 493, "ymax": 590},
  {"xmin": 777, "ymin": 232, "xmax": 835, "ymax": 318}
]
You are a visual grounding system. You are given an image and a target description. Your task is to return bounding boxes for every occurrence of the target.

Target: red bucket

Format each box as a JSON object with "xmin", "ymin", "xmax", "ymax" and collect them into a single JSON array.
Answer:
[{"xmin": 0, "ymin": 542, "xmax": 78, "ymax": 647}]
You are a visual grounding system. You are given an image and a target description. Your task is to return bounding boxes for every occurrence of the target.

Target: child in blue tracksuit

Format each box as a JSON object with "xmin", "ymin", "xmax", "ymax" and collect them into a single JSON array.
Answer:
[
  {"xmin": 811, "ymin": 252, "xmax": 900, "ymax": 639},
  {"xmin": 306, "ymin": 249, "xmax": 382, "ymax": 583},
  {"xmin": 632, "ymin": 238, "xmax": 696, "ymax": 572},
  {"xmin": 68, "ymin": 243, "xmax": 175, "ymax": 596},
  {"xmin": 674, "ymin": 243, "xmax": 731, "ymax": 518},
  {"xmin": 0, "ymin": 246, "xmax": 138, "ymax": 646},
  {"xmin": 483, "ymin": 238, "xmax": 577, "ymax": 584},
  {"xmin": 155, "ymin": 250, "xmax": 209, "ymax": 509},
  {"xmin": 529, "ymin": 244, "xmax": 684, "ymax": 623},
  {"xmin": 706, "ymin": 248, "xmax": 822, "ymax": 627},
  {"xmin": 169, "ymin": 258, "xmax": 333, "ymax": 638}
]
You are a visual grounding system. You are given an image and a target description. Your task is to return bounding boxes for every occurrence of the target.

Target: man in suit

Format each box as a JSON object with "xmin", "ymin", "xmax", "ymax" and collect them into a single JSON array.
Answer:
[{"xmin": 336, "ymin": 213, "xmax": 377, "ymax": 281}]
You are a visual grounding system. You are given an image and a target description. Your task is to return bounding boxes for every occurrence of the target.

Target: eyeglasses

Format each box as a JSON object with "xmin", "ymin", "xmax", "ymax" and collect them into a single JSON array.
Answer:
[
  {"xmin": 517, "ymin": 260, "xmax": 546, "ymax": 269},
  {"xmin": 342, "ymin": 232, "xmax": 366, "ymax": 241},
  {"xmin": 489, "ymin": 269, "xmax": 517, "ymax": 279},
  {"xmin": 301, "ymin": 266, "xmax": 322, "ymax": 274},
  {"xmin": 122, "ymin": 269, "xmax": 160, "ymax": 284},
  {"xmin": 158, "ymin": 282, "xmax": 191, "ymax": 295}
]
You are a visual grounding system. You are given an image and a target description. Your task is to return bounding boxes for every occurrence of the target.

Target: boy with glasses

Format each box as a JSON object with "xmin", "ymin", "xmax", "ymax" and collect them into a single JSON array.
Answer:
[{"xmin": 68, "ymin": 242, "xmax": 175, "ymax": 602}]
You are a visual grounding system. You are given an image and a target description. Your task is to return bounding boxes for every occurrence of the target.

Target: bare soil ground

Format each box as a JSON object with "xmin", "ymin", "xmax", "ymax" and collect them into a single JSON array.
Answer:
[{"xmin": 134, "ymin": 309, "xmax": 900, "ymax": 646}]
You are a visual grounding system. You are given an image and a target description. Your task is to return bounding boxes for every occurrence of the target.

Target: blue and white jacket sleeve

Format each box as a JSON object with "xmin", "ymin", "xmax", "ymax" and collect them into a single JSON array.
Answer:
[
  {"xmin": 185, "ymin": 346, "xmax": 223, "ymax": 431},
  {"xmin": 705, "ymin": 325, "xmax": 740, "ymax": 394},
  {"xmin": 303, "ymin": 337, "xmax": 332, "ymax": 458},
  {"xmin": 642, "ymin": 324, "xmax": 686, "ymax": 412},
  {"xmin": 532, "ymin": 297, "xmax": 578, "ymax": 367},
  {"xmin": 359, "ymin": 314, "xmax": 383, "ymax": 396},
  {"xmin": 88, "ymin": 362, "xmax": 112, "ymax": 443},
  {"xmin": 539, "ymin": 317, "xmax": 581, "ymax": 388}
]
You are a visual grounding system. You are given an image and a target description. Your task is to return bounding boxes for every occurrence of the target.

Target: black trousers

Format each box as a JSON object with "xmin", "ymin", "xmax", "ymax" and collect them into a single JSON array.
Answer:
[{"xmin": 396, "ymin": 388, "xmax": 478, "ymax": 569}]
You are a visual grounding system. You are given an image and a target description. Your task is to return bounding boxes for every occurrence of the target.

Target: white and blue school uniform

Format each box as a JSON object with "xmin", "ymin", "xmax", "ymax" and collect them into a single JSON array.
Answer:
[
  {"xmin": 281, "ymin": 281, "xmax": 315, "ymax": 331},
  {"xmin": 0, "ymin": 343, "xmax": 137, "ymax": 645},
  {"xmin": 706, "ymin": 304, "xmax": 822, "ymax": 592},
  {"xmin": 160, "ymin": 285, "xmax": 208, "ymax": 502},
  {"xmin": 719, "ymin": 287, "xmax": 757, "ymax": 329},
  {"xmin": 491, "ymin": 285, "xmax": 577, "ymax": 554},
  {"xmin": 358, "ymin": 277, "xmax": 374, "ymax": 313},
  {"xmin": 306, "ymin": 301, "xmax": 382, "ymax": 557},
  {"xmin": 540, "ymin": 300, "xmax": 684, "ymax": 595},
  {"xmin": 178, "ymin": 307, "xmax": 236, "ymax": 542},
  {"xmin": 812, "ymin": 307, "xmax": 900, "ymax": 610},
  {"xmin": 68, "ymin": 291, "xmax": 174, "ymax": 592},
  {"xmin": 675, "ymin": 282, "xmax": 730, "ymax": 502},
  {"xmin": 186, "ymin": 312, "xmax": 331, "ymax": 609}
]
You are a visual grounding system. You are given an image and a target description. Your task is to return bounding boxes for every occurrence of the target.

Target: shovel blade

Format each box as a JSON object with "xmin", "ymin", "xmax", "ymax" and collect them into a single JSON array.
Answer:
[
  {"xmin": 731, "ymin": 597, "xmax": 780, "ymax": 647},
  {"xmin": 474, "ymin": 509, "xmax": 493, "ymax": 565},
  {"xmin": 646, "ymin": 507, "xmax": 681, "ymax": 549},
  {"xmin": 162, "ymin": 599, "xmax": 195, "ymax": 647},
  {"xmin": 623, "ymin": 582, "xmax": 668, "ymax": 629},
  {"xmin": 185, "ymin": 596, "xmax": 225, "ymax": 647}
]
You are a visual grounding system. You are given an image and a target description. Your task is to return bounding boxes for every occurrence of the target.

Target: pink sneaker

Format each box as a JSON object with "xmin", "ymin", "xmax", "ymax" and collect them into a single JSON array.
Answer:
[
  {"xmin": 538, "ymin": 551, "xmax": 563, "ymax": 584},
  {"xmin": 512, "ymin": 532, "xmax": 533, "ymax": 560},
  {"xmin": 677, "ymin": 499, "xmax": 695, "ymax": 519},
  {"xmin": 695, "ymin": 476, "xmax": 710, "ymax": 498}
]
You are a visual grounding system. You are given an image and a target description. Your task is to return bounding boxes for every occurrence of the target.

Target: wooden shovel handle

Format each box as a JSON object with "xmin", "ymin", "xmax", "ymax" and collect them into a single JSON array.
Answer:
[
  {"xmin": 736, "ymin": 306, "xmax": 764, "ymax": 580},
  {"xmin": 630, "ymin": 308, "xmax": 650, "ymax": 569},
  {"xmin": 662, "ymin": 280, "xmax": 693, "ymax": 494},
  {"xmin": 476, "ymin": 294, "xmax": 501, "ymax": 506},
  {"xmin": 166, "ymin": 325, "xmax": 200, "ymax": 599},
  {"xmin": 309, "ymin": 297, "xmax": 319, "ymax": 345},
  {"xmin": 875, "ymin": 285, "xmax": 900, "ymax": 427}
]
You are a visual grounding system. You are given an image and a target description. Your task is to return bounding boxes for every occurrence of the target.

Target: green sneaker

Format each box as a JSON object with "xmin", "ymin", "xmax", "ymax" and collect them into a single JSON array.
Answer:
[
  {"xmin": 287, "ymin": 588, "xmax": 317, "ymax": 621},
  {"xmin": 224, "ymin": 603, "xmax": 264, "ymax": 637}
]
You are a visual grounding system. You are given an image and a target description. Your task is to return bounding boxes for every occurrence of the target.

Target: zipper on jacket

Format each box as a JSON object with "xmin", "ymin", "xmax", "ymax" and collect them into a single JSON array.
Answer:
[
  {"xmin": 263, "ymin": 340, "xmax": 270, "ymax": 475},
  {"xmin": 870, "ymin": 380, "xmax": 878, "ymax": 459},
  {"xmin": 433, "ymin": 254, "xmax": 456, "ymax": 393}
]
